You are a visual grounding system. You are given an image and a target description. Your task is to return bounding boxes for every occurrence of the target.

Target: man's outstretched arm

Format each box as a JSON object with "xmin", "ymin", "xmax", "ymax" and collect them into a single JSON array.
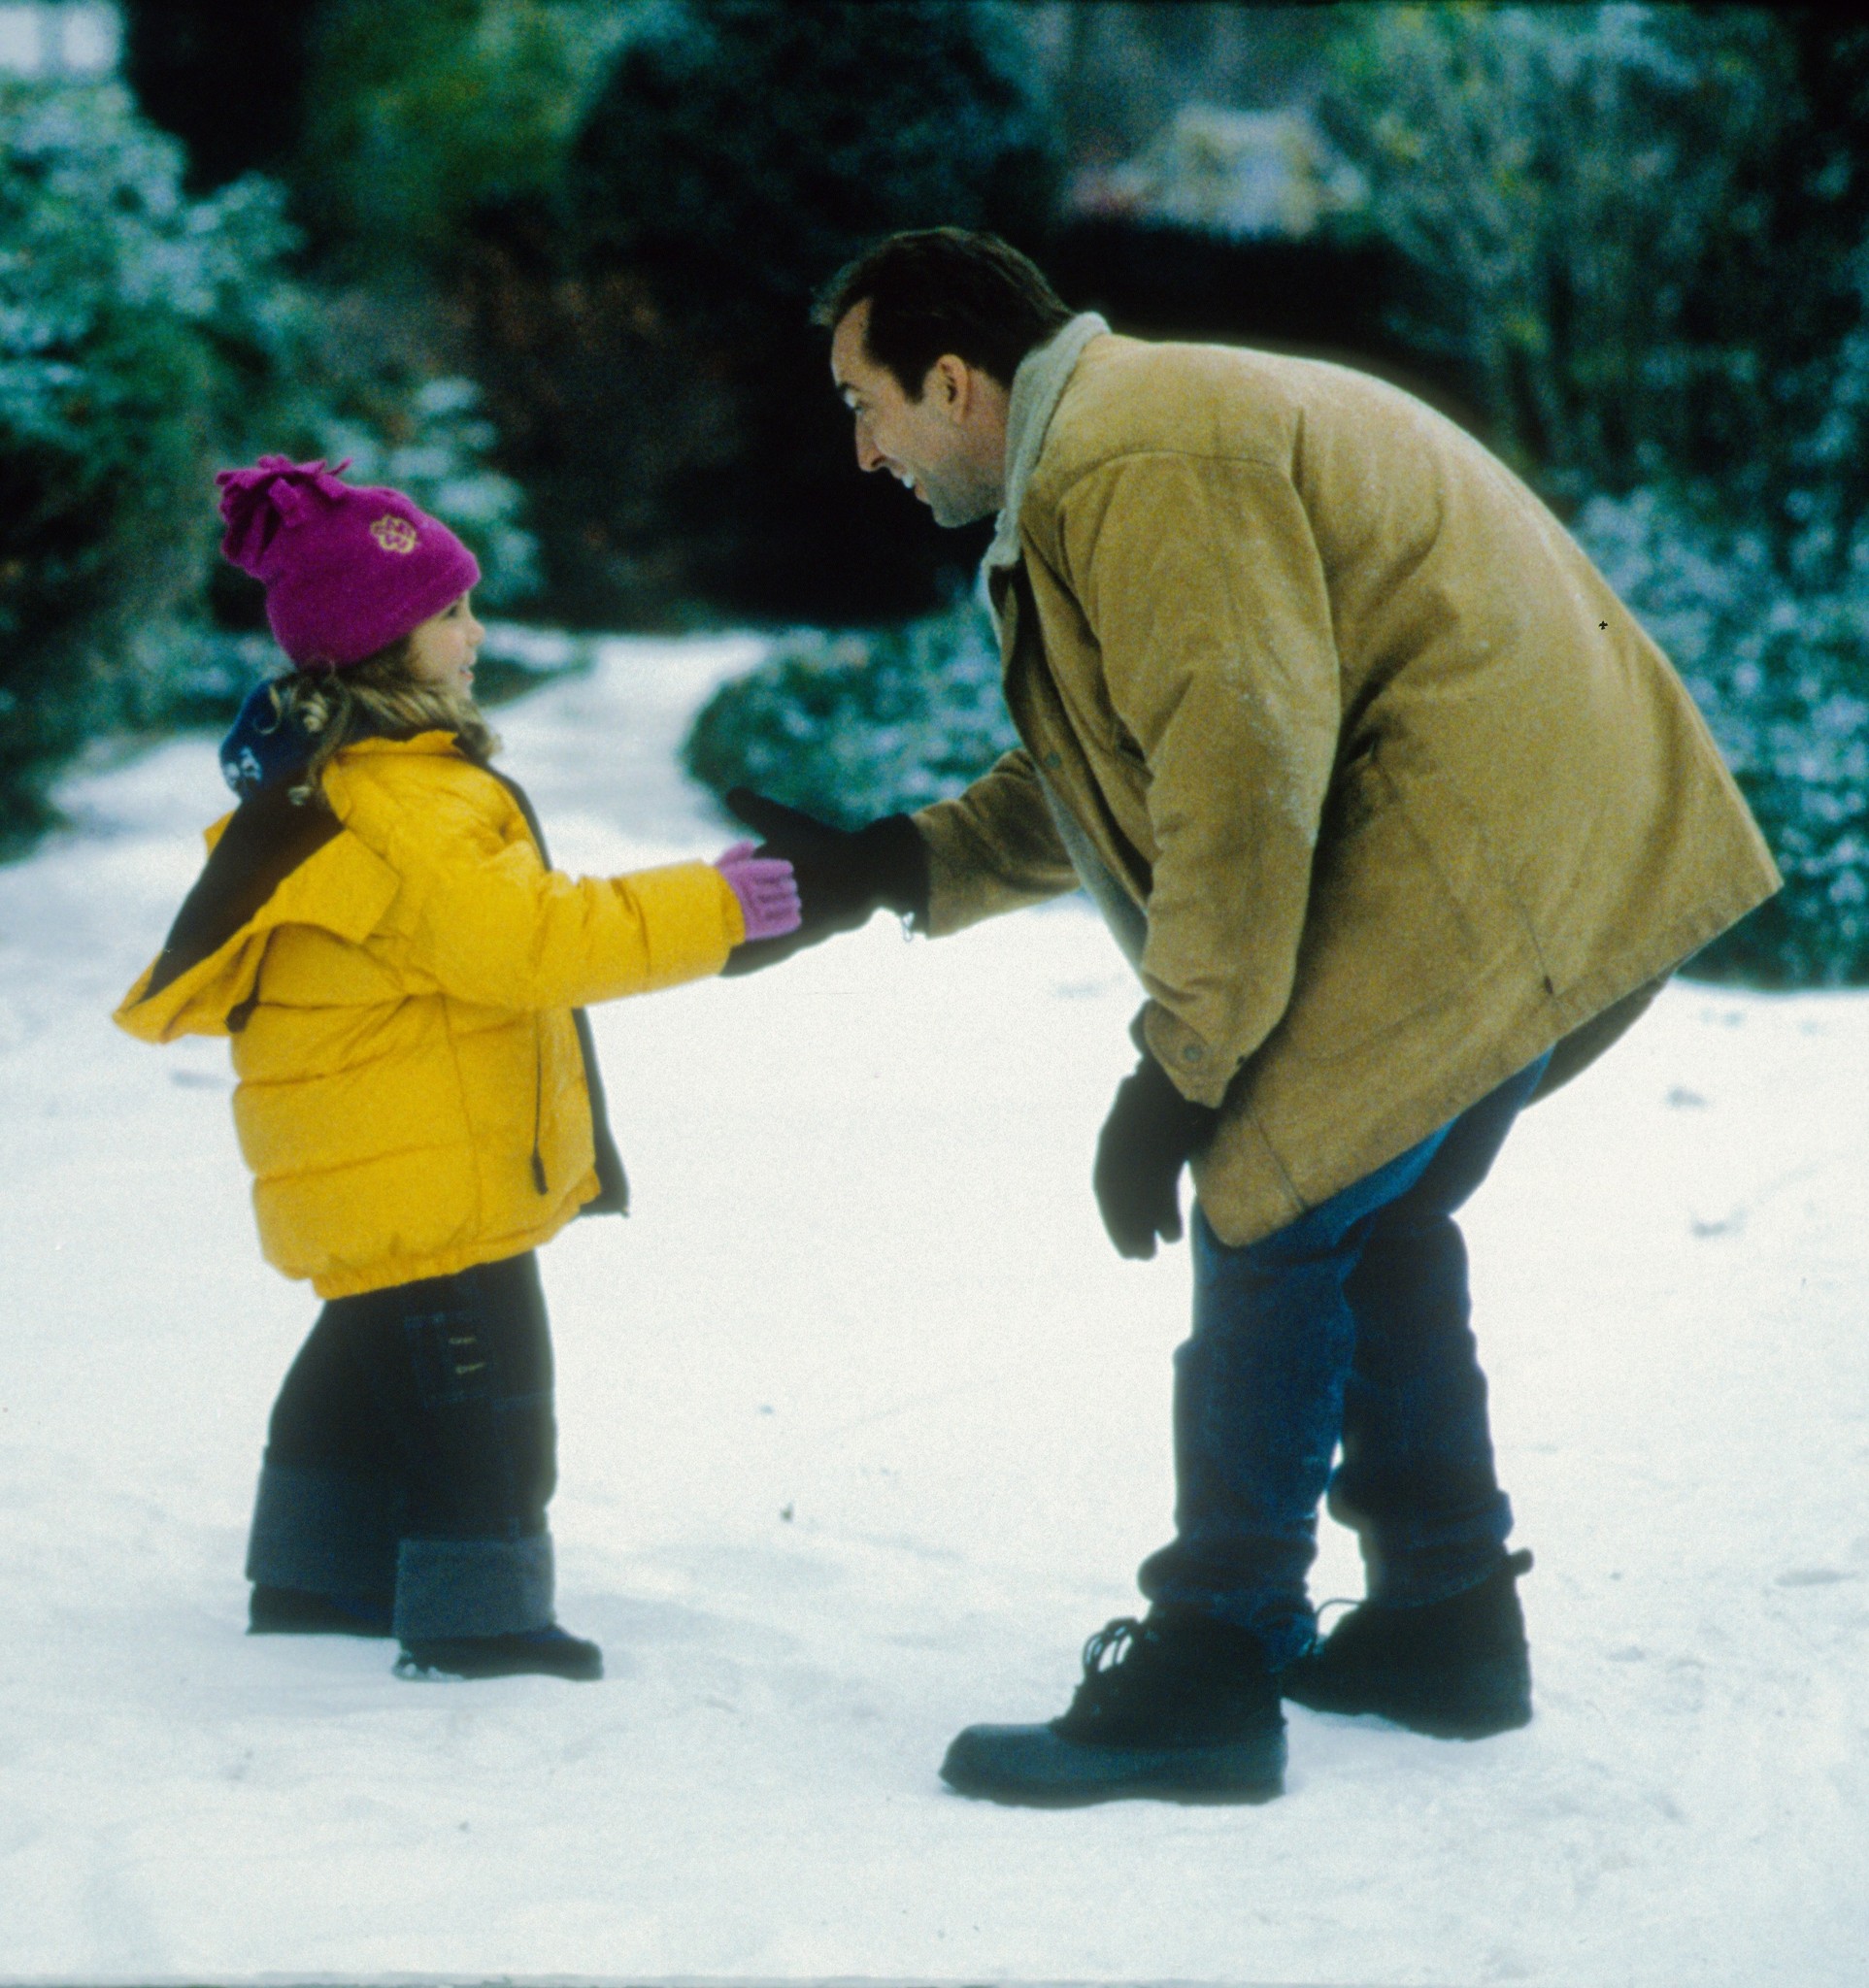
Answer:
[
  {"xmin": 910, "ymin": 746, "xmax": 1083, "ymax": 933},
  {"xmin": 718, "ymin": 745, "xmax": 1083, "ymax": 971}
]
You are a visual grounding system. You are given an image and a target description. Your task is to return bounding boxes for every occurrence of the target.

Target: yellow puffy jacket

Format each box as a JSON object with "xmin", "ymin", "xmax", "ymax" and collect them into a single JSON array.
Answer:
[{"xmin": 116, "ymin": 733, "xmax": 744, "ymax": 1297}]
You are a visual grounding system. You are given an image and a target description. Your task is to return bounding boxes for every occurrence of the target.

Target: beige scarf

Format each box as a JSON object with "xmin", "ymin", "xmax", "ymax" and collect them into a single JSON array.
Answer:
[
  {"xmin": 977, "ymin": 312, "xmax": 1147, "ymax": 969},
  {"xmin": 983, "ymin": 312, "xmax": 1110, "ymax": 573}
]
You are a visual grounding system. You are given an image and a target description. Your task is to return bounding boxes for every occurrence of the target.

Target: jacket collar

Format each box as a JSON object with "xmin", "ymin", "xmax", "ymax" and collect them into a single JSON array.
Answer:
[
  {"xmin": 335, "ymin": 731, "xmax": 463, "ymax": 759},
  {"xmin": 219, "ymin": 674, "xmax": 465, "ymax": 799},
  {"xmin": 984, "ymin": 312, "xmax": 1110, "ymax": 573}
]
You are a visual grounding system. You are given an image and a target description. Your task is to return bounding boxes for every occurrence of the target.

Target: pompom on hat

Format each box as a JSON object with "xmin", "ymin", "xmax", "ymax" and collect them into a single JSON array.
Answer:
[{"xmin": 215, "ymin": 455, "xmax": 481, "ymax": 671}]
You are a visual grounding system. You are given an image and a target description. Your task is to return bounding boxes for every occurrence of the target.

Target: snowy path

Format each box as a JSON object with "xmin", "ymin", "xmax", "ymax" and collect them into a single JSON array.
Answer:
[{"xmin": 0, "ymin": 637, "xmax": 1865, "ymax": 1986}]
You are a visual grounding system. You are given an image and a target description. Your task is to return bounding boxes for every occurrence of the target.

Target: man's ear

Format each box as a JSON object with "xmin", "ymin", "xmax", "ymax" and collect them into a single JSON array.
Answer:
[{"xmin": 928, "ymin": 353, "xmax": 970, "ymax": 417}]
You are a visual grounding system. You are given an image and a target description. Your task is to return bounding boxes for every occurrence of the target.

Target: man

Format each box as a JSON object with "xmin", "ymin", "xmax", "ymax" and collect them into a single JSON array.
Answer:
[{"xmin": 725, "ymin": 228, "xmax": 1779, "ymax": 1806}]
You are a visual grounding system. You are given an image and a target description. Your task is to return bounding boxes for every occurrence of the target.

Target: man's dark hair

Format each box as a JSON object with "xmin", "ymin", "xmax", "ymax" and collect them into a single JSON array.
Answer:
[{"xmin": 813, "ymin": 227, "xmax": 1073, "ymax": 398}]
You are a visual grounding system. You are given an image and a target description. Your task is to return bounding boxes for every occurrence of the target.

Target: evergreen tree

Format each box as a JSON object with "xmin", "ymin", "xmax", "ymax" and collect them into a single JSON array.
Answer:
[{"xmin": 475, "ymin": 0, "xmax": 1060, "ymax": 623}]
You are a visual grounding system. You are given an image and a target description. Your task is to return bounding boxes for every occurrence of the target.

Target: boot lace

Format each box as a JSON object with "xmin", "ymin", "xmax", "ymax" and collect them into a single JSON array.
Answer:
[
  {"xmin": 1061, "ymin": 1615, "xmax": 1165, "ymax": 1729},
  {"xmin": 1081, "ymin": 1614, "xmax": 1154, "ymax": 1676}
]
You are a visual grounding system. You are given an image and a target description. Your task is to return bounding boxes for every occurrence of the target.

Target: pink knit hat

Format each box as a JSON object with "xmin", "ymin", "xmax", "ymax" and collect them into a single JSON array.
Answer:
[{"xmin": 215, "ymin": 455, "xmax": 482, "ymax": 671}]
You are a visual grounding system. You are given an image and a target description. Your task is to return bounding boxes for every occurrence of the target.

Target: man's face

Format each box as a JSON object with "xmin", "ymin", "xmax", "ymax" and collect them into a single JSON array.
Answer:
[{"xmin": 829, "ymin": 301, "xmax": 1003, "ymax": 528}]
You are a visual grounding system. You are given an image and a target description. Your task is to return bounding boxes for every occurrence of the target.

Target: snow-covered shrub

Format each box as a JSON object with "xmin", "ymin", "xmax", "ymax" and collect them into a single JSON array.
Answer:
[
  {"xmin": 0, "ymin": 80, "xmax": 273, "ymax": 833},
  {"xmin": 1316, "ymin": 7, "xmax": 1807, "ymax": 508},
  {"xmin": 1576, "ymin": 488, "xmax": 1869, "ymax": 986},
  {"xmin": 0, "ymin": 79, "xmax": 539, "ymax": 845},
  {"xmin": 683, "ymin": 598, "xmax": 1018, "ymax": 831},
  {"xmin": 292, "ymin": 372, "xmax": 538, "ymax": 611}
]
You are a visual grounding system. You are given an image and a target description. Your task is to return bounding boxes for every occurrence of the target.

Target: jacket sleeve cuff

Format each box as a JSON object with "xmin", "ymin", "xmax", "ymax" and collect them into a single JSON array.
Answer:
[
  {"xmin": 1138, "ymin": 1000, "xmax": 1236, "ymax": 1110},
  {"xmin": 618, "ymin": 860, "xmax": 745, "ymax": 984},
  {"xmin": 911, "ymin": 750, "xmax": 1081, "ymax": 937},
  {"xmin": 865, "ymin": 812, "xmax": 931, "ymax": 926}
]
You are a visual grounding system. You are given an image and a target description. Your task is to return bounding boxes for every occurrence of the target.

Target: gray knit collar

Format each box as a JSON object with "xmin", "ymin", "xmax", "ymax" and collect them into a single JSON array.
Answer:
[{"xmin": 984, "ymin": 312, "xmax": 1110, "ymax": 572}]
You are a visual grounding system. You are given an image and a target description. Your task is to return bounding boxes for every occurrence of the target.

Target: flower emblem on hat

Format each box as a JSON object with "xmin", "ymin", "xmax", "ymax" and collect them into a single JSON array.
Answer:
[{"xmin": 370, "ymin": 515, "xmax": 419, "ymax": 555}]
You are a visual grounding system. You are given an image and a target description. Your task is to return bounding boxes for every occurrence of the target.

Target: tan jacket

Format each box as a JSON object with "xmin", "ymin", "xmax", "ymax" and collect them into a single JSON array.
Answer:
[{"xmin": 914, "ymin": 330, "xmax": 1780, "ymax": 1246}]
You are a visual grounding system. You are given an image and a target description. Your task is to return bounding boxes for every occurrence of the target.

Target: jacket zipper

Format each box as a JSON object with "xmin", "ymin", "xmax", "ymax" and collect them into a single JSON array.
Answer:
[
  {"xmin": 477, "ymin": 755, "xmax": 622, "ymax": 1209},
  {"xmin": 530, "ymin": 1020, "xmax": 546, "ymax": 1193}
]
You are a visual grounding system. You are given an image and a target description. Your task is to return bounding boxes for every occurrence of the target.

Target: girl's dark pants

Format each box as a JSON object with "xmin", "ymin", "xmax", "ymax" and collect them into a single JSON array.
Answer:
[
  {"xmin": 245, "ymin": 1250, "xmax": 558, "ymax": 1640},
  {"xmin": 1138, "ymin": 1054, "xmax": 1552, "ymax": 1669}
]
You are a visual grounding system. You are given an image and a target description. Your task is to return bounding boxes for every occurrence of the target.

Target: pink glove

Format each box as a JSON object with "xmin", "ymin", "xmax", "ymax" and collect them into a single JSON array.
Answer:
[{"xmin": 714, "ymin": 842, "xmax": 802, "ymax": 943}]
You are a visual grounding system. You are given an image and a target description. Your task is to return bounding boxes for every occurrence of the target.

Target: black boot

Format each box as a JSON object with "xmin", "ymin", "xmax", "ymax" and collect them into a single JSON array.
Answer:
[
  {"xmin": 393, "ymin": 1623, "xmax": 603, "ymax": 1681},
  {"xmin": 249, "ymin": 1583, "xmax": 393, "ymax": 1638},
  {"xmin": 1281, "ymin": 1548, "xmax": 1534, "ymax": 1739},
  {"xmin": 939, "ymin": 1607, "xmax": 1285, "ymax": 1806}
]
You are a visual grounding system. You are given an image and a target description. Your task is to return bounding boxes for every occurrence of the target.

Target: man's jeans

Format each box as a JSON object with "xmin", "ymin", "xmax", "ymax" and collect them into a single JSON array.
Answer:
[
  {"xmin": 246, "ymin": 1251, "xmax": 559, "ymax": 1641},
  {"xmin": 1137, "ymin": 1054, "xmax": 1551, "ymax": 1670}
]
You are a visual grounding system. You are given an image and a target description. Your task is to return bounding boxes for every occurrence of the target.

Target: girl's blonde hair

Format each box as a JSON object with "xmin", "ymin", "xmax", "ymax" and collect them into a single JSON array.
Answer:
[{"xmin": 268, "ymin": 638, "xmax": 500, "ymax": 808}]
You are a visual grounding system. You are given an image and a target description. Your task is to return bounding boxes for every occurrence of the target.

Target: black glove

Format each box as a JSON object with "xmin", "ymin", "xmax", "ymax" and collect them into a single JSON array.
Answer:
[
  {"xmin": 1093, "ymin": 1047, "xmax": 1222, "ymax": 1260},
  {"xmin": 717, "ymin": 787, "xmax": 930, "ymax": 976}
]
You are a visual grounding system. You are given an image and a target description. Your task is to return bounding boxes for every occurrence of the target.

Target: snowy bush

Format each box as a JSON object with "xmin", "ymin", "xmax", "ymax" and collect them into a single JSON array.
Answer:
[
  {"xmin": 1576, "ymin": 489, "xmax": 1869, "ymax": 986},
  {"xmin": 0, "ymin": 80, "xmax": 276, "ymax": 833},
  {"xmin": 292, "ymin": 372, "xmax": 538, "ymax": 610},
  {"xmin": 683, "ymin": 598, "xmax": 1018, "ymax": 831},
  {"xmin": 0, "ymin": 79, "xmax": 540, "ymax": 845},
  {"xmin": 1316, "ymin": 7, "xmax": 1803, "ymax": 506}
]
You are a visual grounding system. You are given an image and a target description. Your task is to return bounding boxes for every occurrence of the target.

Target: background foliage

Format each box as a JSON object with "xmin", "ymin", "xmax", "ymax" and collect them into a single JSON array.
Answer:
[
  {"xmin": 1317, "ymin": 8, "xmax": 1792, "ymax": 505},
  {"xmin": 1579, "ymin": 488, "xmax": 1869, "ymax": 986},
  {"xmin": 299, "ymin": 0, "xmax": 641, "ymax": 269},
  {"xmin": 683, "ymin": 596, "xmax": 1017, "ymax": 831},
  {"xmin": 0, "ymin": 80, "xmax": 295, "ymax": 836},
  {"xmin": 466, "ymin": 0, "xmax": 1058, "ymax": 624},
  {"xmin": 10, "ymin": 3, "xmax": 1869, "ymax": 986},
  {"xmin": 0, "ymin": 52, "xmax": 543, "ymax": 838}
]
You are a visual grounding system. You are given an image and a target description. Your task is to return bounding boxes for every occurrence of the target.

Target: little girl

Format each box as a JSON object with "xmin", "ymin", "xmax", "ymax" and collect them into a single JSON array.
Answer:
[{"xmin": 116, "ymin": 457, "xmax": 799, "ymax": 1682}]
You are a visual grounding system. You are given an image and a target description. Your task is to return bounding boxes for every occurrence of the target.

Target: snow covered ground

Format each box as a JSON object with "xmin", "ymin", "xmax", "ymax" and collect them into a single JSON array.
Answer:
[{"xmin": 1, "ymin": 636, "xmax": 1865, "ymax": 1987}]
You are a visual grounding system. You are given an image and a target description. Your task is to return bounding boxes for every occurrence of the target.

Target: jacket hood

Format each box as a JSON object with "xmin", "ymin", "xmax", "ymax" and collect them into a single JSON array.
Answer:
[
  {"xmin": 219, "ymin": 679, "xmax": 322, "ymax": 798},
  {"xmin": 114, "ymin": 748, "xmax": 437, "ymax": 1044},
  {"xmin": 117, "ymin": 807, "xmax": 399, "ymax": 1044}
]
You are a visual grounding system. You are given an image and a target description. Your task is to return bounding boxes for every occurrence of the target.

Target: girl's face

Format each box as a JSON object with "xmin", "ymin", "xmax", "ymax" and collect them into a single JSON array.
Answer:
[{"xmin": 406, "ymin": 593, "xmax": 484, "ymax": 694}]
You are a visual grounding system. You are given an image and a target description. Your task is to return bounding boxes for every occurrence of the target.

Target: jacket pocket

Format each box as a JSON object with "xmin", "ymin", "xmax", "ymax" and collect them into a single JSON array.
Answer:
[{"xmin": 404, "ymin": 1302, "xmax": 499, "ymax": 1408}]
